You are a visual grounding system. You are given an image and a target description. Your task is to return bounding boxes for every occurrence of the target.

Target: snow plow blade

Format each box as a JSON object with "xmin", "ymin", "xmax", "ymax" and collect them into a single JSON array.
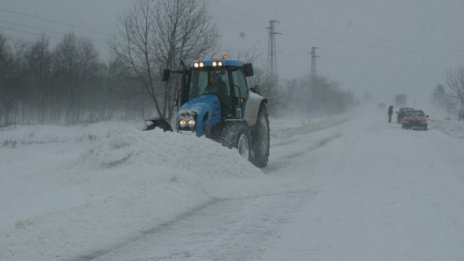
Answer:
[{"xmin": 144, "ymin": 118, "xmax": 173, "ymax": 132}]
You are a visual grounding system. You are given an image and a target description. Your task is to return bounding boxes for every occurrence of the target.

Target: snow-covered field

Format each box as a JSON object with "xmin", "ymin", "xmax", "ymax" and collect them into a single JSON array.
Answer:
[{"xmin": 1, "ymin": 105, "xmax": 464, "ymax": 260}]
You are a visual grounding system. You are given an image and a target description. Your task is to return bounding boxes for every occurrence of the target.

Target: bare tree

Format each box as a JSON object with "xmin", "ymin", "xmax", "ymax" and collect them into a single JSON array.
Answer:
[
  {"xmin": 25, "ymin": 35, "xmax": 52, "ymax": 123},
  {"xmin": 11, "ymin": 40, "xmax": 29, "ymax": 123},
  {"xmin": 111, "ymin": 0, "xmax": 166, "ymax": 120},
  {"xmin": 111, "ymin": 0, "xmax": 219, "ymax": 120},
  {"xmin": 0, "ymin": 36, "xmax": 29, "ymax": 125},
  {"xmin": 445, "ymin": 66, "xmax": 464, "ymax": 121},
  {"xmin": 0, "ymin": 34, "xmax": 14, "ymax": 125},
  {"xmin": 53, "ymin": 33, "xmax": 101, "ymax": 124},
  {"xmin": 107, "ymin": 57, "xmax": 149, "ymax": 120},
  {"xmin": 432, "ymin": 84, "xmax": 455, "ymax": 116}
]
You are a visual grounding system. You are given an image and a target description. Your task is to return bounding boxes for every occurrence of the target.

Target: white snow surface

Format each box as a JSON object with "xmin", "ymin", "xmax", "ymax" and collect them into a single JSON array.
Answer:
[
  {"xmin": 1, "ymin": 106, "xmax": 464, "ymax": 260},
  {"xmin": 0, "ymin": 122, "xmax": 281, "ymax": 260}
]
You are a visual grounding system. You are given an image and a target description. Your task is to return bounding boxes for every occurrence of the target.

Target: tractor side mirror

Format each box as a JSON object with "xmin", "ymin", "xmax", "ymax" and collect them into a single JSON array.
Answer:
[
  {"xmin": 244, "ymin": 63, "xmax": 254, "ymax": 77},
  {"xmin": 162, "ymin": 69, "xmax": 171, "ymax": 82}
]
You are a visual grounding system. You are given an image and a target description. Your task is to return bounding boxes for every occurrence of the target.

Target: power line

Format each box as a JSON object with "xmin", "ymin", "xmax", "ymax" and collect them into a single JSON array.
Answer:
[
  {"xmin": 0, "ymin": 7, "xmax": 110, "ymax": 37},
  {"xmin": 0, "ymin": 26, "xmax": 65, "ymax": 42},
  {"xmin": 206, "ymin": 0, "xmax": 272, "ymax": 21},
  {"xmin": 0, "ymin": 23, "xmax": 108, "ymax": 49},
  {"xmin": 205, "ymin": 0, "xmax": 464, "ymax": 56},
  {"xmin": 282, "ymin": 28, "xmax": 464, "ymax": 57},
  {"xmin": 1, "ymin": 25, "xmax": 113, "ymax": 63},
  {"xmin": 0, "ymin": 18, "xmax": 104, "ymax": 42},
  {"xmin": 210, "ymin": 14, "xmax": 265, "ymax": 33},
  {"xmin": 213, "ymin": 12, "xmax": 464, "ymax": 58}
]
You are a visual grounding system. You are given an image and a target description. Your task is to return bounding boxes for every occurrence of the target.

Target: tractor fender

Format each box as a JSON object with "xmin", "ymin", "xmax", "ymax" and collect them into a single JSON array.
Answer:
[{"xmin": 243, "ymin": 92, "xmax": 267, "ymax": 128}]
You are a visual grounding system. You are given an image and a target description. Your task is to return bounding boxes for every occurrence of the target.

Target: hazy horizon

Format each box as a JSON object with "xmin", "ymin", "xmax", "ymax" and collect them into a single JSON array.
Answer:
[{"xmin": 1, "ymin": 0, "xmax": 463, "ymax": 104}]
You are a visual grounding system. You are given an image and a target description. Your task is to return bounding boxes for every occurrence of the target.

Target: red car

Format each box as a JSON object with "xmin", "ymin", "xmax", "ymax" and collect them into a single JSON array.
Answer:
[
  {"xmin": 396, "ymin": 107, "xmax": 414, "ymax": 123},
  {"xmin": 401, "ymin": 110, "xmax": 428, "ymax": 130}
]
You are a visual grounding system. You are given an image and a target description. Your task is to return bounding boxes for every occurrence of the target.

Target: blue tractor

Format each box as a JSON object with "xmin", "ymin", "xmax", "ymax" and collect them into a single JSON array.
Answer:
[{"xmin": 146, "ymin": 57, "xmax": 270, "ymax": 167}]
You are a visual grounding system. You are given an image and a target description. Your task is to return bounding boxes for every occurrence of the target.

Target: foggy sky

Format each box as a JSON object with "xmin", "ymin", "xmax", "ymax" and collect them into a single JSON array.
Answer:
[{"xmin": 1, "ymin": 0, "xmax": 463, "ymax": 105}]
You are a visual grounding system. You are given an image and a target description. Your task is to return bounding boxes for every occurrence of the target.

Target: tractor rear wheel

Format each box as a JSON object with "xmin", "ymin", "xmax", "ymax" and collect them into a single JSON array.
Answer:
[
  {"xmin": 250, "ymin": 104, "xmax": 270, "ymax": 168},
  {"xmin": 220, "ymin": 122, "xmax": 251, "ymax": 160}
]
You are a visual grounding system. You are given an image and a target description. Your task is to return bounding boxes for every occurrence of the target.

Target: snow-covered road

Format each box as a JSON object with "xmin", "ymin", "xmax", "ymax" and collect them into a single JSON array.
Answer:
[
  {"xmin": 1, "ymin": 107, "xmax": 464, "ymax": 260},
  {"xmin": 76, "ymin": 191, "xmax": 314, "ymax": 261},
  {"xmin": 261, "ymin": 113, "xmax": 464, "ymax": 261}
]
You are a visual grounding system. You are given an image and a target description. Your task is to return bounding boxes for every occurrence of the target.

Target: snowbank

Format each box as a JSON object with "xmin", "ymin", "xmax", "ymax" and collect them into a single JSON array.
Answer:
[{"xmin": 0, "ymin": 122, "xmax": 277, "ymax": 261}]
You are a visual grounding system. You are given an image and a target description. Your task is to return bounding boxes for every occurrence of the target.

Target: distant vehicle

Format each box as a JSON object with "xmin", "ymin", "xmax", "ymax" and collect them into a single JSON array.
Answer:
[
  {"xmin": 401, "ymin": 110, "xmax": 428, "ymax": 130},
  {"xmin": 396, "ymin": 107, "xmax": 414, "ymax": 123},
  {"xmin": 395, "ymin": 94, "xmax": 407, "ymax": 107}
]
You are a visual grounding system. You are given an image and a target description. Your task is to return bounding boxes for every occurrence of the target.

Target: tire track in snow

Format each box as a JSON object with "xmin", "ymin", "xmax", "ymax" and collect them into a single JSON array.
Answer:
[
  {"xmin": 264, "ymin": 133, "xmax": 342, "ymax": 173},
  {"xmin": 69, "ymin": 190, "xmax": 318, "ymax": 261},
  {"xmin": 67, "ymin": 199, "xmax": 221, "ymax": 261},
  {"xmin": 265, "ymin": 115, "xmax": 352, "ymax": 173}
]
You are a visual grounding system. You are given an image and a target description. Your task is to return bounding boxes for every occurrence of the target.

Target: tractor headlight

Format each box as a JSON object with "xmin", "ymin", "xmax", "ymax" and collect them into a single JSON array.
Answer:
[
  {"xmin": 212, "ymin": 61, "xmax": 223, "ymax": 67},
  {"xmin": 193, "ymin": 62, "xmax": 204, "ymax": 68},
  {"xmin": 187, "ymin": 119, "xmax": 196, "ymax": 128},
  {"xmin": 179, "ymin": 119, "xmax": 187, "ymax": 128},
  {"xmin": 178, "ymin": 111, "xmax": 197, "ymax": 130}
]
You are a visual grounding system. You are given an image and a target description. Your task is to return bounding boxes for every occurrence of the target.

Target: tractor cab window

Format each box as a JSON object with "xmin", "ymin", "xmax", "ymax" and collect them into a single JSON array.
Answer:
[
  {"xmin": 189, "ymin": 70, "xmax": 208, "ymax": 98},
  {"xmin": 231, "ymin": 69, "xmax": 249, "ymax": 112},
  {"xmin": 188, "ymin": 69, "xmax": 232, "ymax": 115},
  {"xmin": 231, "ymin": 69, "xmax": 249, "ymax": 100}
]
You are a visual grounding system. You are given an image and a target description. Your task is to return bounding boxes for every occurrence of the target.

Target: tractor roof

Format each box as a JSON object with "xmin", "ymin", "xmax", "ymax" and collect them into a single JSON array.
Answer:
[{"xmin": 189, "ymin": 59, "xmax": 245, "ymax": 69}]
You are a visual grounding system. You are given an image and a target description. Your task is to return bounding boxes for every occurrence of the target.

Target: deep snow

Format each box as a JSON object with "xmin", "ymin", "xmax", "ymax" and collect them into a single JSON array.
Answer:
[
  {"xmin": 0, "ymin": 122, "xmax": 284, "ymax": 260},
  {"xmin": 1, "ymin": 106, "xmax": 464, "ymax": 260}
]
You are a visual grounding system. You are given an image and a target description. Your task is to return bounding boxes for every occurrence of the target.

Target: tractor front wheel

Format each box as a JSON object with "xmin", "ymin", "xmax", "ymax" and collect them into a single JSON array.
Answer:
[{"xmin": 220, "ymin": 122, "xmax": 251, "ymax": 160}]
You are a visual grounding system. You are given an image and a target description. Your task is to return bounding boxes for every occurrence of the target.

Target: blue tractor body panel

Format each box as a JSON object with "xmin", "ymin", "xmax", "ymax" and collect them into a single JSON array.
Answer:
[{"xmin": 176, "ymin": 94, "xmax": 222, "ymax": 137}]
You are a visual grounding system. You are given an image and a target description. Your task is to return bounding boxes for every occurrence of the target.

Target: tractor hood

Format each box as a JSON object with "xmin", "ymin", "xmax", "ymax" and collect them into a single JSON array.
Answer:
[{"xmin": 176, "ymin": 94, "xmax": 222, "ymax": 137}]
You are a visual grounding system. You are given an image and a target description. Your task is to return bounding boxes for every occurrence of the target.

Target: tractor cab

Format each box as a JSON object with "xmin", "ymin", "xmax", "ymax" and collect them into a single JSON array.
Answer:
[{"xmin": 180, "ymin": 59, "xmax": 254, "ymax": 119}]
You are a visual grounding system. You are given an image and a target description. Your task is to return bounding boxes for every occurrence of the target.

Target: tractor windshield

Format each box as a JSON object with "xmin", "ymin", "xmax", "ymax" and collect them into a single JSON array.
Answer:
[
  {"xmin": 188, "ymin": 69, "xmax": 230, "ymax": 99},
  {"xmin": 188, "ymin": 68, "xmax": 232, "ymax": 114}
]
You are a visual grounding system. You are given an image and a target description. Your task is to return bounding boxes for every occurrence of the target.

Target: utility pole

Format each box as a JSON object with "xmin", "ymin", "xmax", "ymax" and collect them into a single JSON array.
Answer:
[
  {"xmin": 266, "ymin": 20, "xmax": 281, "ymax": 82},
  {"xmin": 310, "ymin": 46, "xmax": 319, "ymax": 81}
]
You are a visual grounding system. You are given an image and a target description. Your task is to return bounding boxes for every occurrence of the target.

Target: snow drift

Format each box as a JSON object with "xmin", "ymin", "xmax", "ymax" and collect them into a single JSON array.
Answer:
[{"xmin": 0, "ymin": 122, "xmax": 278, "ymax": 261}]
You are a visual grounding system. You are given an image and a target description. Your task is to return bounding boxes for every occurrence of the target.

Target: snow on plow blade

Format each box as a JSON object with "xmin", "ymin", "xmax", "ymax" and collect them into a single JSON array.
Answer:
[{"xmin": 144, "ymin": 118, "xmax": 173, "ymax": 132}]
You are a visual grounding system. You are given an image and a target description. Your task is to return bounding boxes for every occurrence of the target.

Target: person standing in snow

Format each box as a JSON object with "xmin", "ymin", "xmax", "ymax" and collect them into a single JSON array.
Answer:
[{"xmin": 388, "ymin": 105, "xmax": 393, "ymax": 123}]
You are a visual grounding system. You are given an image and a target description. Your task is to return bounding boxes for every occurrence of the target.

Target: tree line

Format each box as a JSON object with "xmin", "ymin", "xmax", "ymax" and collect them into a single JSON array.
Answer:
[
  {"xmin": 0, "ymin": 32, "xmax": 157, "ymax": 126},
  {"xmin": 432, "ymin": 66, "xmax": 464, "ymax": 121},
  {"xmin": 0, "ymin": 0, "xmax": 356, "ymax": 127},
  {"xmin": 276, "ymin": 75, "xmax": 356, "ymax": 116}
]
